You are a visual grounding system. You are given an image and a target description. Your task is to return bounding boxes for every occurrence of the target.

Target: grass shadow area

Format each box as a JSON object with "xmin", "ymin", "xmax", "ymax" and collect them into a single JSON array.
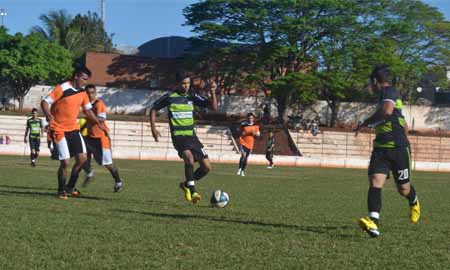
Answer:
[
  {"xmin": 0, "ymin": 189, "xmax": 111, "ymax": 201},
  {"xmin": 115, "ymin": 208, "xmax": 355, "ymax": 238}
]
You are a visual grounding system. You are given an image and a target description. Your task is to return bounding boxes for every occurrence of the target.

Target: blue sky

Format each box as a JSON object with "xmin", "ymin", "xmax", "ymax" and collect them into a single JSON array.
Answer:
[{"xmin": 0, "ymin": 0, "xmax": 449, "ymax": 48}]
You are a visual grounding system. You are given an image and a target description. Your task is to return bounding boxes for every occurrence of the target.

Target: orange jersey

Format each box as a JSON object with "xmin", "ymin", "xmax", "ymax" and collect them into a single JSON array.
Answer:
[
  {"xmin": 239, "ymin": 122, "xmax": 260, "ymax": 150},
  {"xmin": 87, "ymin": 98, "xmax": 110, "ymax": 138},
  {"xmin": 44, "ymin": 81, "xmax": 92, "ymax": 132}
]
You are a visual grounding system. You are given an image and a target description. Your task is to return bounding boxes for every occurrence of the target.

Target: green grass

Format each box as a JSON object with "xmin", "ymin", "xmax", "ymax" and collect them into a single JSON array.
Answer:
[{"xmin": 0, "ymin": 155, "xmax": 449, "ymax": 270}]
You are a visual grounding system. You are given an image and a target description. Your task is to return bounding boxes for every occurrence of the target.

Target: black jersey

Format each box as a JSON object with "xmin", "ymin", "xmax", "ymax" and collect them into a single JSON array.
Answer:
[
  {"xmin": 266, "ymin": 136, "xmax": 275, "ymax": 152},
  {"xmin": 373, "ymin": 87, "xmax": 409, "ymax": 148}
]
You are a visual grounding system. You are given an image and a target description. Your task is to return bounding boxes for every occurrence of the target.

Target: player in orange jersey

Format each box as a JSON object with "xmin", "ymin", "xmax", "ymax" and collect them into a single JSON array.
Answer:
[
  {"xmin": 81, "ymin": 84, "xmax": 124, "ymax": 192},
  {"xmin": 237, "ymin": 113, "xmax": 260, "ymax": 176},
  {"xmin": 40, "ymin": 67, "xmax": 103, "ymax": 199}
]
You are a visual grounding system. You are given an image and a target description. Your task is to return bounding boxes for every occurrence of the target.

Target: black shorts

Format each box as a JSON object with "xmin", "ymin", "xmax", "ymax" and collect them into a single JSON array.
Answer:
[
  {"xmin": 84, "ymin": 137, "xmax": 113, "ymax": 166},
  {"xmin": 368, "ymin": 147, "xmax": 411, "ymax": 184},
  {"xmin": 29, "ymin": 137, "xmax": 40, "ymax": 152},
  {"xmin": 54, "ymin": 130, "xmax": 86, "ymax": 160},
  {"xmin": 173, "ymin": 136, "xmax": 208, "ymax": 162},
  {"xmin": 240, "ymin": 145, "xmax": 251, "ymax": 156}
]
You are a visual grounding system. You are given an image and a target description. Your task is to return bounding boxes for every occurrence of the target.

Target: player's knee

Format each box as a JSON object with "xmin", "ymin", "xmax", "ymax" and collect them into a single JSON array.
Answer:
[
  {"xmin": 202, "ymin": 163, "xmax": 211, "ymax": 173},
  {"xmin": 397, "ymin": 183, "xmax": 410, "ymax": 196},
  {"xmin": 59, "ymin": 160, "xmax": 69, "ymax": 169},
  {"xmin": 185, "ymin": 158, "xmax": 195, "ymax": 166}
]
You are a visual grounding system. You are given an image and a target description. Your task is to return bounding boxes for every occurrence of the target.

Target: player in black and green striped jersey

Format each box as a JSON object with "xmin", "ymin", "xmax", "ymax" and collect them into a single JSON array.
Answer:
[
  {"xmin": 150, "ymin": 72, "xmax": 218, "ymax": 205},
  {"xmin": 355, "ymin": 66, "xmax": 420, "ymax": 238},
  {"xmin": 24, "ymin": 108, "xmax": 44, "ymax": 167}
]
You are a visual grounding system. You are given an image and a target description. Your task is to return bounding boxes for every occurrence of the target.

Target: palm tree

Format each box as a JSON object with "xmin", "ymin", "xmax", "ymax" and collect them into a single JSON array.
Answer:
[{"xmin": 31, "ymin": 10, "xmax": 114, "ymax": 59}]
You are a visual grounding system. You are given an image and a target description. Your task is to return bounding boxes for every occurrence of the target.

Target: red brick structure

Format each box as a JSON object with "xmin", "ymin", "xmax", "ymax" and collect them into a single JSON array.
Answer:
[{"xmin": 84, "ymin": 51, "xmax": 184, "ymax": 89}]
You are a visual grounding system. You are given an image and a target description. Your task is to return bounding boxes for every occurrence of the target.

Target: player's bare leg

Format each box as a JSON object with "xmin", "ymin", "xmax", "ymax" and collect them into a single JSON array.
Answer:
[
  {"xmin": 65, "ymin": 153, "xmax": 87, "ymax": 196},
  {"xmin": 104, "ymin": 164, "xmax": 123, "ymax": 192}
]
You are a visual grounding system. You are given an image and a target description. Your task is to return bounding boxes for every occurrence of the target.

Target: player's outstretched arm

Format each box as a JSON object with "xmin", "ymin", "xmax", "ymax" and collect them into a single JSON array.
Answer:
[
  {"xmin": 208, "ymin": 81, "xmax": 218, "ymax": 112},
  {"xmin": 40, "ymin": 100, "xmax": 53, "ymax": 123},
  {"xmin": 24, "ymin": 123, "xmax": 29, "ymax": 143},
  {"xmin": 84, "ymin": 109, "xmax": 106, "ymax": 134},
  {"xmin": 354, "ymin": 101, "xmax": 394, "ymax": 136},
  {"xmin": 149, "ymin": 108, "xmax": 161, "ymax": 142}
]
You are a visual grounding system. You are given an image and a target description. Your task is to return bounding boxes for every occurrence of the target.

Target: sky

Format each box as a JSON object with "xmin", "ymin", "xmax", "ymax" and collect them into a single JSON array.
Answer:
[{"xmin": 0, "ymin": 0, "xmax": 449, "ymax": 48}]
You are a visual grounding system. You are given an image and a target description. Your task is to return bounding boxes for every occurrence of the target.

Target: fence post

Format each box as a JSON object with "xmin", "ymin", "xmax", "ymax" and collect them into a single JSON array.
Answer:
[{"xmin": 113, "ymin": 120, "xmax": 116, "ymax": 148}]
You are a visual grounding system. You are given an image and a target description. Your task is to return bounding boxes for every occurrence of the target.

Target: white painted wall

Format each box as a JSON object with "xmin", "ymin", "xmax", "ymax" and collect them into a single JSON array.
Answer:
[{"xmin": 12, "ymin": 85, "xmax": 450, "ymax": 130}]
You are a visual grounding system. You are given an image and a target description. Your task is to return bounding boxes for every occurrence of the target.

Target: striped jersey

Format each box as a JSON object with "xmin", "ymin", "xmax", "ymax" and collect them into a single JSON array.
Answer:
[
  {"xmin": 152, "ymin": 91, "xmax": 210, "ymax": 137},
  {"xmin": 373, "ymin": 87, "xmax": 409, "ymax": 148}
]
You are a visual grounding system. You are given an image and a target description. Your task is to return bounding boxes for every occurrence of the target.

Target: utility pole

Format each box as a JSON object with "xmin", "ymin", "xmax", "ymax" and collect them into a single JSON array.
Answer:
[
  {"xmin": 100, "ymin": 0, "xmax": 105, "ymax": 26},
  {"xmin": 0, "ymin": 8, "xmax": 7, "ymax": 28}
]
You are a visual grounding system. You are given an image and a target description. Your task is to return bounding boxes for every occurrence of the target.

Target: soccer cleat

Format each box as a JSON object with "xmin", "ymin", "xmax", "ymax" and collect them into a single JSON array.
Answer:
[
  {"xmin": 179, "ymin": 182, "xmax": 192, "ymax": 201},
  {"xmin": 192, "ymin": 192, "xmax": 201, "ymax": 205},
  {"xmin": 114, "ymin": 181, "xmax": 123, "ymax": 193},
  {"xmin": 82, "ymin": 171, "xmax": 95, "ymax": 187},
  {"xmin": 358, "ymin": 217, "xmax": 380, "ymax": 238},
  {"xmin": 236, "ymin": 168, "xmax": 242, "ymax": 175},
  {"xmin": 57, "ymin": 192, "xmax": 68, "ymax": 200},
  {"xmin": 66, "ymin": 187, "xmax": 81, "ymax": 197},
  {"xmin": 410, "ymin": 200, "xmax": 421, "ymax": 224},
  {"xmin": 240, "ymin": 170, "xmax": 245, "ymax": 176},
  {"xmin": 31, "ymin": 161, "xmax": 36, "ymax": 167},
  {"xmin": 267, "ymin": 165, "xmax": 273, "ymax": 169}
]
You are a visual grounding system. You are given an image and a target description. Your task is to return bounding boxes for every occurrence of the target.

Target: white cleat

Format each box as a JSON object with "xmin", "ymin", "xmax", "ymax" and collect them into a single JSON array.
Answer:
[{"xmin": 237, "ymin": 168, "xmax": 242, "ymax": 175}]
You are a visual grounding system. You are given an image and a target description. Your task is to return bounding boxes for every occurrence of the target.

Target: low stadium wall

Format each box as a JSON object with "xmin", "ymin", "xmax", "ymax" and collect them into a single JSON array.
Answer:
[
  {"xmin": 2, "ymin": 142, "xmax": 450, "ymax": 173},
  {"xmin": 6, "ymin": 84, "xmax": 450, "ymax": 131}
]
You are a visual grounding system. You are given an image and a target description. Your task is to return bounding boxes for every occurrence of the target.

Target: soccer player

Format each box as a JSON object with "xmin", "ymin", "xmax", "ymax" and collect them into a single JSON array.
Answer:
[
  {"xmin": 237, "ymin": 113, "xmax": 260, "ymax": 176},
  {"xmin": 40, "ymin": 67, "xmax": 103, "ymax": 199},
  {"xmin": 355, "ymin": 65, "xmax": 420, "ymax": 237},
  {"xmin": 81, "ymin": 84, "xmax": 124, "ymax": 192},
  {"xmin": 266, "ymin": 130, "xmax": 275, "ymax": 169},
  {"xmin": 150, "ymin": 73, "xmax": 217, "ymax": 205},
  {"xmin": 24, "ymin": 108, "xmax": 43, "ymax": 167}
]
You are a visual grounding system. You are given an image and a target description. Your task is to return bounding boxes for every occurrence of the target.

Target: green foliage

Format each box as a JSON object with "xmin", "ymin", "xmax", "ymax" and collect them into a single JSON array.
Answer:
[
  {"xmin": 0, "ymin": 29, "xmax": 72, "ymax": 110},
  {"xmin": 184, "ymin": 0, "xmax": 450, "ymax": 125},
  {"xmin": 31, "ymin": 10, "xmax": 114, "ymax": 60}
]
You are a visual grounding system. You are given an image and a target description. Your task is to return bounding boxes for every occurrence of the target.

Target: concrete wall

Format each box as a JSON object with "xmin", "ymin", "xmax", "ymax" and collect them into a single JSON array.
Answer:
[{"xmin": 12, "ymin": 85, "xmax": 450, "ymax": 130}]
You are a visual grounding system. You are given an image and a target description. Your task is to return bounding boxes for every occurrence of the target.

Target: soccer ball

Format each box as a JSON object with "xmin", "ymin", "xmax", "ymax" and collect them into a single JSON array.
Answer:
[{"xmin": 210, "ymin": 190, "xmax": 229, "ymax": 208}]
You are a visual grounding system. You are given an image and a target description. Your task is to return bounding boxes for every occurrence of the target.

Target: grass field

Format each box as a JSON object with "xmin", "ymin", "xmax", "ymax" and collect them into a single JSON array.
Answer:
[{"xmin": 0, "ymin": 155, "xmax": 449, "ymax": 270}]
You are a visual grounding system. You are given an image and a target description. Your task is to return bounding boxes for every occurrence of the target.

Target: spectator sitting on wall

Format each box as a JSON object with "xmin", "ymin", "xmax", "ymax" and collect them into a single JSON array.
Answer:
[
  {"xmin": 311, "ymin": 120, "xmax": 320, "ymax": 136},
  {"xmin": 262, "ymin": 103, "xmax": 270, "ymax": 125}
]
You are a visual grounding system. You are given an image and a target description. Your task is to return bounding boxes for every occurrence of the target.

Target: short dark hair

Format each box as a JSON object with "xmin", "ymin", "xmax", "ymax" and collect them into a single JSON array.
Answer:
[
  {"xmin": 247, "ymin": 113, "xmax": 255, "ymax": 118},
  {"xmin": 85, "ymin": 84, "xmax": 96, "ymax": 91},
  {"xmin": 31, "ymin": 108, "xmax": 38, "ymax": 113},
  {"xmin": 175, "ymin": 71, "xmax": 191, "ymax": 83},
  {"xmin": 73, "ymin": 66, "xmax": 92, "ymax": 78},
  {"xmin": 371, "ymin": 65, "xmax": 391, "ymax": 84}
]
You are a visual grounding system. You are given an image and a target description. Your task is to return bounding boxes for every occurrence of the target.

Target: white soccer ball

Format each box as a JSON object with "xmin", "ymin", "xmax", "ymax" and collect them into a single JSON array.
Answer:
[{"xmin": 210, "ymin": 190, "xmax": 229, "ymax": 208}]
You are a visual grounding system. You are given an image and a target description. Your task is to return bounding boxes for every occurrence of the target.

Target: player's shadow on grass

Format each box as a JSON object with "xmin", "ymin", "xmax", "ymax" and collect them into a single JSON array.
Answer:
[
  {"xmin": 0, "ymin": 189, "xmax": 112, "ymax": 201},
  {"xmin": 115, "ymin": 209, "xmax": 355, "ymax": 238},
  {"xmin": 0, "ymin": 184, "xmax": 53, "ymax": 191}
]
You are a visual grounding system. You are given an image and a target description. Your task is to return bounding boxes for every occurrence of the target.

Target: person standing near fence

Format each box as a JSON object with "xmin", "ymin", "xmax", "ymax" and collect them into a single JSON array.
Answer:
[
  {"xmin": 237, "ymin": 113, "xmax": 260, "ymax": 176},
  {"xmin": 354, "ymin": 65, "xmax": 420, "ymax": 237},
  {"xmin": 80, "ymin": 84, "xmax": 123, "ymax": 192},
  {"xmin": 265, "ymin": 130, "xmax": 275, "ymax": 169},
  {"xmin": 24, "ymin": 108, "xmax": 43, "ymax": 167}
]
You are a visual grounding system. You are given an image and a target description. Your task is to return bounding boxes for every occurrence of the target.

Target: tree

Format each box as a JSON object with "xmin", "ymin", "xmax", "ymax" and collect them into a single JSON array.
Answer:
[
  {"xmin": 31, "ymin": 10, "xmax": 114, "ymax": 60},
  {"xmin": 184, "ymin": 0, "xmax": 369, "ymax": 121},
  {"xmin": 376, "ymin": 0, "xmax": 450, "ymax": 101},
  {"xmin": 0, "ymin": 30, "xmax": 73, "ymax": 111}
]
